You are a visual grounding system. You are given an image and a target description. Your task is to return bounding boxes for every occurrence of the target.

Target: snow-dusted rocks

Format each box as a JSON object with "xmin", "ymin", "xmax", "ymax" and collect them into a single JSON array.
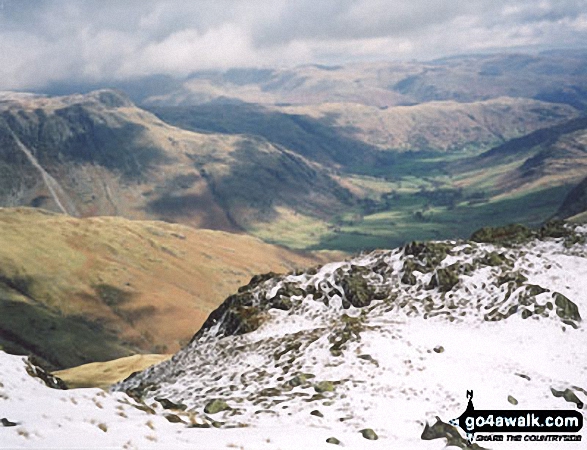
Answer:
[
  {"xmin": 2, "ymin": 222, "xmax": 586, "ymax": 448},
  {"xmin": 113, "ymin": 222, "xmax": 587, "ymax": 448}
]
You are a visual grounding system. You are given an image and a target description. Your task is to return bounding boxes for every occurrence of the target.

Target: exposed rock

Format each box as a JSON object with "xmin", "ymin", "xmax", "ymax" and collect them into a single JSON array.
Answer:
[
  {"xmin": 204, "ymin": 399, "xmax": 230, "ymax": 414},
  {"xmin": 25, "ymin": 357, "xmax": 67, "ymax": 390},
  {"xmin": 164, "ymin": 413, "xmax": 186, "ymax": 424},
  {"xmin": 471, "ymin": 223, "xmax": 533, "ymax": 245},
  {"xmin": 428, "ymin": 265, "xmax": 460, "ymax": 292},
  {"xmin": 553, "ymin": 293, "xmax": 582, "ymax": 327},
  {"xmin": 508, "ymin": 395, "xmax": 518, "ymax": 405},
  {"xmin": 550, "ymin": 388, "xmax": 584, "ymax": 409},
  {"xmin": 421, "ymin": 417, "xmax": 486, "ymax": 449},
  {"xmin": 1, "ymin": 418, "xmax": 18, "ymax": 427},
  {"xmin": 360, "ymin": 428, "xmax": 378, "ymax": 440},
  {"xmin": 155, "ymin": 397, "xmax": 187, "ymax": 411},
  {"xmin": 326, "ymin": 437, "xmax": 341, "ymax": 445},
  {"xmin": 339, "ymin": 270, "xmax": 374, "ymax": 308},
  {"xmin": 314, "ymin": 381, "xmax": 335, "ymax": 393}
]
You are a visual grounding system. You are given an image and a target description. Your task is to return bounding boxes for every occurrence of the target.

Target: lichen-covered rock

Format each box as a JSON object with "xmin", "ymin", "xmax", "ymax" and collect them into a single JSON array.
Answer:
[
  {"xmin": 550, "ymin": 388, "xmax": 584, "ymax": 409},
  {"xmin": 471, "ymin": 223, "xmax": 533, "ymax": 245},
  {"xmin": 339, "ymin": 270, "xmax": 374, "ymax": 308},
  {"xmin": 164, "ymin": 413, "xmax": 186, "ymax": 423},
  {"xmin": 314, "ymin": 381, "xmax": 335, "ymax": 393},
  {"xmin": 428, "ymin": 265, "xmax": 460, "ymax": 292},
  {"xmin": 360, "ymin": 428, "xmax": 378, "ymax": 440},
  {"xmin": 204, "ymin": 399, "xmax": 230, "ymax": 414},
  {"xmin": 480, "ymin": 251, "xmax": 511, "ymax": 267},
  {"xmin": 553, "ymin": 293, "xmax": 581, "ymax": 327}
]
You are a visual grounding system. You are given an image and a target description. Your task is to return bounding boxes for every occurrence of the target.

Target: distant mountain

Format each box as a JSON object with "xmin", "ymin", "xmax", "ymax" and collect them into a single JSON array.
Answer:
[
  {"xmin": 0, "ymin": 90, "xmax": 355, "ymax": 232},
  {"xmin": 0, "ymin": 207, "xmax": 333, "ymax": 369},
  {"xmin": 148, "ymin": 98, "xmax": 578, "ymax": 168},
  {"xmin": 141, "ymin": 52, "xmax": 587, "ymax": 110}
]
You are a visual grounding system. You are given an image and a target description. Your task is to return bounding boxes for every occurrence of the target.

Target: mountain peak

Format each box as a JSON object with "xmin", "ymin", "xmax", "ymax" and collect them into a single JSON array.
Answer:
[{"xmin": 86, "ymin": 89, "xmax": 134, "ymax": 108}]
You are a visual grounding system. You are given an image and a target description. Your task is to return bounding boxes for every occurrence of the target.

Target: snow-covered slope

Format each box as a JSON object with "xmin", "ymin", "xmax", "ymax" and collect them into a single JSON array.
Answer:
[{"xmin": 2, "ymin": 222, "xmax": 586, "ymax": 448}]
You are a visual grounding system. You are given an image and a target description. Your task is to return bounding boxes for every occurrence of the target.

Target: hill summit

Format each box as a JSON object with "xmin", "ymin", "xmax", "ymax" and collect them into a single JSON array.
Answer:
[
  {"xmin": 1, "ymin": 221, "xmax": 585, "ymax": 448},
  {"xmin": 113, "ymin": 221, "xmax": 586, "ymax": 447}
]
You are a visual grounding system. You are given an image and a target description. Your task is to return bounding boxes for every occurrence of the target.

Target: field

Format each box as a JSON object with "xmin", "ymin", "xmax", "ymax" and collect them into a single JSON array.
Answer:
[{"xmin": 246, "ymin": 149, "xmax": 575, "ymax": 252}]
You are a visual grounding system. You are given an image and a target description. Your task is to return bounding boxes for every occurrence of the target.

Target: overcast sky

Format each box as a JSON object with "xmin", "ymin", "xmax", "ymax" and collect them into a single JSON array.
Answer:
[{"xmin": 0, "ymin": 0, "xmax": 586, "ymax": 90}]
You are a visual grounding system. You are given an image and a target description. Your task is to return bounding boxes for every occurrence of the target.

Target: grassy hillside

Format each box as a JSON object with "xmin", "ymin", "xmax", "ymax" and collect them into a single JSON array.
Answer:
[
  {"xmin": 0, "ymin": 207, "xmax": 335, "ymax": 369},
  {"xmin": 54, "ymin": 354, "xmax": 172, "ymax": 389}
]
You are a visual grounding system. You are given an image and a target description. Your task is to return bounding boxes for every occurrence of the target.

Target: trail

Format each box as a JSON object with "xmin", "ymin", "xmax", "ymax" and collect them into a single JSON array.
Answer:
[{"xmin": 8, "ymin": 128, "xmax": 79, "ymax": 216}]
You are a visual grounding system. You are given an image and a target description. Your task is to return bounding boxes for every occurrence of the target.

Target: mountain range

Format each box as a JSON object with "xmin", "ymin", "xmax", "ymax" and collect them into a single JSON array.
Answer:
[{"xmin": 4, "ymin": 53, "xmax": 587, "ymax": 252}]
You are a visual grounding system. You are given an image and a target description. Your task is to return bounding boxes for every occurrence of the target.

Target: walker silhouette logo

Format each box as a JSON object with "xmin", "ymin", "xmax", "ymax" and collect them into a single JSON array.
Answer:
[{"xmin": 449, "ymin": 391, "xmax": 583, "ymax": 444}]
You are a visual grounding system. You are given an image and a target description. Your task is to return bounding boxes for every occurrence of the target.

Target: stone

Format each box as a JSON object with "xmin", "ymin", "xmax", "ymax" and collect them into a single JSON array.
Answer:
[
  {"xmin": 204, "ymin": 399, "xmax": 230, "ymax": 414},
  {"xmin": 360, "ymin": 428, "xmax": 378, "ymax": 440}
]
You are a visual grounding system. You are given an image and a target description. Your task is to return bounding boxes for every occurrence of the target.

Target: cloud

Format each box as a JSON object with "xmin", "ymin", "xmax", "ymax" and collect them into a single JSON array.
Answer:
[{"xmin": 0, "ymin": 0, "xmax": 586, "ymax": 90}]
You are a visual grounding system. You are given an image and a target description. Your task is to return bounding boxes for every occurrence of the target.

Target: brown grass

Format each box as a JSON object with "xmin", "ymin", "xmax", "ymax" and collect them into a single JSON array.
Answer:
[{"xmin": 0, "ymin": 207, "xmax": 335, "ymax": 364}]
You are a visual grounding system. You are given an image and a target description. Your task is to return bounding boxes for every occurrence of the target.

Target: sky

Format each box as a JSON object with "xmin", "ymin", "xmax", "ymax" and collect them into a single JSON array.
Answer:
[{"xmin": 0, "ymin": 0, "xmax": 586, "ymax": 91}]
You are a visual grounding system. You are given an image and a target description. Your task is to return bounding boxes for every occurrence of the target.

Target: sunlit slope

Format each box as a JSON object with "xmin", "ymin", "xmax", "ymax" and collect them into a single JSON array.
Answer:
[
  {"xmin": 54, "ymin": 354, "xmax": 173, "ymax": 389},
  {"xmin": 0, "ymin": 207, "xmax": 332, "ymax": 369},
  {"xmin": 453, "ymin": 117, "xmax": 587, "ymax": 198}
]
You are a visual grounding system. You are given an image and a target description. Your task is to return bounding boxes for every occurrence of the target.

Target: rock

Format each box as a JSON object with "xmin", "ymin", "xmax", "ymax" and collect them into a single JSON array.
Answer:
[
  {"xmin": 551, "ymin": 388, "xmax": 584, "ymax": 409},
  {"xmin": 480, "ymin": 252, "xmax": 511, "ymax": 267},
  {"xmin": 421, "ymin": 417, "xmax": 487, "ymax": 449},
  {"xmin": 310, "ymin": 409, "xmax": 324, "ymax": 417},
  {"xmin": 508, "ymin": 395, "xmax": 518, "ymax": 405},
  {"xmin": 360, "ymin": 428, "xmax": 378, "ymax": 440},
  {"xmin": 497, "ymin": 271, "xmax": 528, "ymax": 286},
  {"xmin": 204, "ymin": 399, "xmax": 230, "ymax": 414},
  {"xmin": 428, "ymin": 265, "xmax": 460, "ymax": 292},
  {"xmin": 1, "ymin": 418, "xmax": 18, "ymax": 427},
  {"xmin": 238, "ymin": 272, "xmax": 279, "ymax": 292},
  {"xmin": 155, "ymin": 397, "xmax": 187, "ymax": 410},
  {"xmin": 433, "ymin": 345, "xmax": 445, "ymax": 353},
  {"xmin": 471, "ymin": 224, "xmax": 533, "ymax": 245},
  {"xmin": 164, "ymin": 413, "xmax": 186, "ymax": 424},
  {"xmin": 538, "ymin": 220, "xmax": 571, "ymax": 239},
  {"xmin": 287, "ymin": 373, "xmax": 315, "ymax": 388},
  {"xmin": 339, "ymin": 266, "xmax": 375, "ymax": 308},
  {"xmin": 25, "ymin": 357, "xmax": 67, "ymax": 390},
  {"xmin": 314, "ymin": 381, "xmax": 335, "ymax": 393},
  {"xmin": 553, "ymin": 293, "xmax": 581, "ymax": 327},
  {"xmin": 326, "ymin": 437, "xmax": 341, "ymax": 445}
]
